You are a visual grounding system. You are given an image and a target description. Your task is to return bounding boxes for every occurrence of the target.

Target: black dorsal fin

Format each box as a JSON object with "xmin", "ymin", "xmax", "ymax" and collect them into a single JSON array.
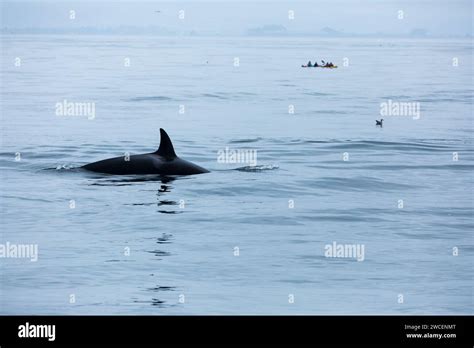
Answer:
[{"xmin": 155, "ymin": 128, "xmax": 177, "ymax": 159}]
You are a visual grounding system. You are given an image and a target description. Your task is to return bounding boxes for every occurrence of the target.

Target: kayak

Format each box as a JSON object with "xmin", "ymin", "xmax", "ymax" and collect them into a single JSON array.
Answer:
[{"xmin": 301, "ymin": 65, "xmax": 338, "ymax": 68}]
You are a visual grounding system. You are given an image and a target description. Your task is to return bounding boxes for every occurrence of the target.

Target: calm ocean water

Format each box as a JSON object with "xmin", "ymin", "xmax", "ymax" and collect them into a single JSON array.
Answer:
[{"xmin": 0, "ymin": 35, "xmax": 472, "ymax": 314}]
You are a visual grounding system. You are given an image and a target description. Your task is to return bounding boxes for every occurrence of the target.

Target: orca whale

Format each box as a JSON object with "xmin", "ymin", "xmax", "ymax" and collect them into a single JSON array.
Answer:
[{"xmin": 82, "ymin": 128, "xmax": 209, "ymax": 175}]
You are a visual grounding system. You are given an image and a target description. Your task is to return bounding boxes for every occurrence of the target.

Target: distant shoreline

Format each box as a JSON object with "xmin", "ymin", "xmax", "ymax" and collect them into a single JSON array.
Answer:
[{"xmin": 1, "ymin": 30, "xmax": 472, "ymax": 40}]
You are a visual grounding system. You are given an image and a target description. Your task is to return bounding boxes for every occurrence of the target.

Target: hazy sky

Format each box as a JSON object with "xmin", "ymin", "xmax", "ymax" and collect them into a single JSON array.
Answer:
[{"xmin": 1, "ymin": 0, "xmax": 472, "ymax": 36}]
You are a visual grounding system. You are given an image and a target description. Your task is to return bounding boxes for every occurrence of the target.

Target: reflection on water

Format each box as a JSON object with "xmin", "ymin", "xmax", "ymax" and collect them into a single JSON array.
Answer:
[
  {"xmin": 157, "ymin": 200, "xmax": 177, "ymax": 206},
  {"xmin": 87, "ymin": 174, "xmax": 179, "ymax": 186},
  {"xmin": 87, "ymin": 175, "xmax": 180, "ymax": 307},
  {"xmin": 155, "ymin": 178, "xmax": 182, "ymax": 214},
  {"xmin": 157, "ymin": 233, "xmax": 173, "ymax": 244},
  {"xmin": 133, "ymin": 298, "xmax": 167, "ymax": 307},
  {"xmin": 92, "ymin": 175, "xmax": 183, "ymax": 215},
  {"xmin": 158, "ymin": 184, "xmax": 171, "ymax": 193},
  {"xmin": 146, "ymin": 250, "xmax": 172, "ymax": 258},
  {"xmin": 147, "ymin": 286, "xmax": 176, "ymax": 292}
]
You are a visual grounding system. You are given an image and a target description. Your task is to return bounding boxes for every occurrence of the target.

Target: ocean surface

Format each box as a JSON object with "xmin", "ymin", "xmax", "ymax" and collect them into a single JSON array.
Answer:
[{"xmin": 0, "ymin": 35, "xmax": 472, "ymax": 314}]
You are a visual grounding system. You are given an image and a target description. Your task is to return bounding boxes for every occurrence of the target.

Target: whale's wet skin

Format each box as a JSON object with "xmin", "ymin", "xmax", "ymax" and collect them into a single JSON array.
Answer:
[
  {"xmin": 1, "ymin": 35, "xmax": 473, "ymax": 314},
  {"xmin": 82, "ymin": 129, "xmax": 209, "ymax": 175}
]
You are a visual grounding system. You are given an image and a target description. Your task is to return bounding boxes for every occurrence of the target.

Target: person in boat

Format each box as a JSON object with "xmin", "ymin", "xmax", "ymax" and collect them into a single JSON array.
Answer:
[{"xmin": 307, "ymin": 61, "xmax": 312, "ymax": 67}]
